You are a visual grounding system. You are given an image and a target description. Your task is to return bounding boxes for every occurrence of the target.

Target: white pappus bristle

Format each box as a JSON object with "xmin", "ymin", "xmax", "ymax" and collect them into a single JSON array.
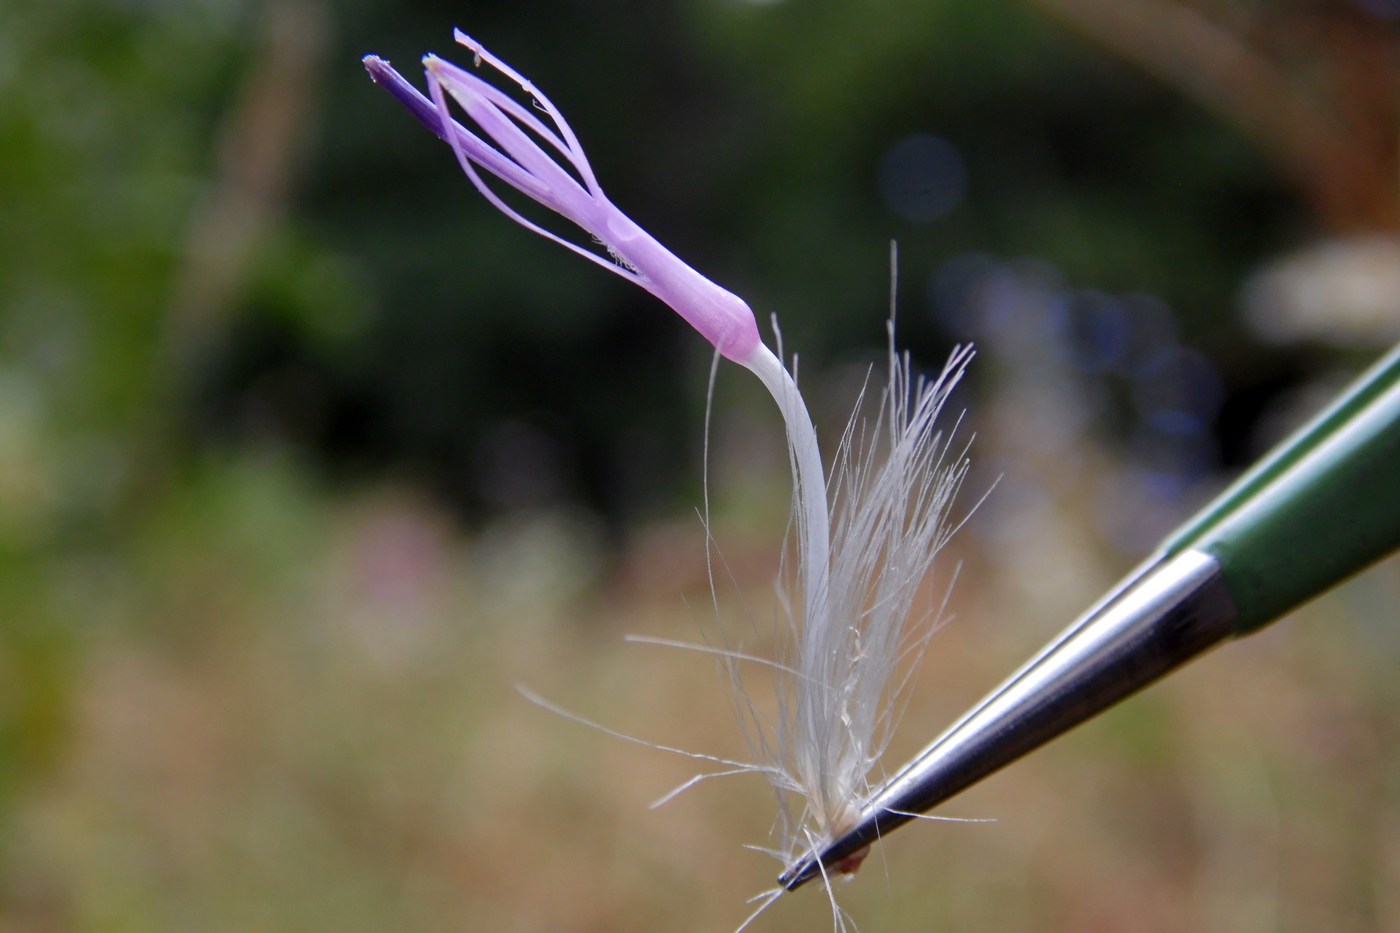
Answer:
[
  {"xmin": 725, "ymin": 316, "xmax": 974, "ymax": 931},
  {"xmin": 527, "ymin": 324, "xmax": 974, "ymax": 932}
]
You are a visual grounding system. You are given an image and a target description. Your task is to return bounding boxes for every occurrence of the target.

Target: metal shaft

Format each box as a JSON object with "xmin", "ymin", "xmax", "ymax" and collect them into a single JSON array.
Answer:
[{"xmin": 780, "ymin": 548, "xmax": 1238, "ymax": 891}]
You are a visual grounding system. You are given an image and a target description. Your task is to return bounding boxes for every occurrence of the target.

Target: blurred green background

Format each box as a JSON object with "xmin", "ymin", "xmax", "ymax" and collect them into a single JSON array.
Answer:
[{"xmin": 2, "ymin": 0, "xmax": 1399, "ymax": 929}]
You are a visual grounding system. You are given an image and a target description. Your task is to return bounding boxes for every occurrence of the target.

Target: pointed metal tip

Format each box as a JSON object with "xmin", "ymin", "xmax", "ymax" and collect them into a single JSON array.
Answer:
[
  {"xmin": 777, "ymin": 550, "xmax": 1237, "ymax": 894},
  {"xmin": 778, "ymin": 857, "xmax": 817, "ymax": 892},
  {"xmin": 778, "ymin": 812, "xmax": 892, "ymax": 892}
]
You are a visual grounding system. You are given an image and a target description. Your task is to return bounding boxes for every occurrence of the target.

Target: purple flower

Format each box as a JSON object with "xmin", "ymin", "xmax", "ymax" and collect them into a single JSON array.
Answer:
[
  {"xmin": 363, "ymin": 31, "xmax": 761, "ymax": 363},
  {"xmin": 366, "ymin": 34, "xmax": 979, "ymax": 928}
]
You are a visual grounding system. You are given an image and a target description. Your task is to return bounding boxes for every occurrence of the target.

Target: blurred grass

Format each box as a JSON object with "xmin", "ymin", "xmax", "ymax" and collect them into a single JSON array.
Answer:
[
  {"xmin": 2, "ymin": 0, "xmax": 1399, "ymax": 929},
  {"xmin": 1, "ymin": 448, "xmax": 1398, "ymax": 931}
]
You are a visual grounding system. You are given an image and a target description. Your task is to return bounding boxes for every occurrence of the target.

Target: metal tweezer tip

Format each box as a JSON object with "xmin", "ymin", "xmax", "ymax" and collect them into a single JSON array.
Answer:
[{"xmin": 781, "ymin": 549, "xmax": 1236, "ymax": 892}]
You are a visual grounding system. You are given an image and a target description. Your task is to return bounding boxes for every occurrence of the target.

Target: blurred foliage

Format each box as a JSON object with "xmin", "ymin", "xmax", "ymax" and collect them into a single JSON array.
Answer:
[
  {"xmin": 1, "ymin": 0, "xmax": 1398, "ymax": 928},
  {"xmin": 306, "ymin": 0, "xmax": 1307, "ymax": 523},
  {"xmin": 2, "ymin": 0, "xmax": 1375, "ymax": 535}
]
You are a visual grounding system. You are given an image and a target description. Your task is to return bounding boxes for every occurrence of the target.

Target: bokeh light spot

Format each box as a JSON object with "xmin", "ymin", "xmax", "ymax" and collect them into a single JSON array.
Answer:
[{"xmin": 878, "ymin": 134, "xmax": 967, "ymax": 223}]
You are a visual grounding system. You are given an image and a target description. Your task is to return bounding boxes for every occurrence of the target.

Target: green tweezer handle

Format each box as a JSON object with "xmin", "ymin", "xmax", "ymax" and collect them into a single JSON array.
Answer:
[{"xmin": 1160, "ymin": 342, "xmax": 1400, "ymax": 633}]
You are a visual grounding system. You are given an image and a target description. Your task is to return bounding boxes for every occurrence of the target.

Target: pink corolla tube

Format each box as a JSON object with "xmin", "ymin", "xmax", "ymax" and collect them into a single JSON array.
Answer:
[
  {"xmin": 363, "ymin": 31, "xmax": 833, "ymax": 652},
  {"xmin": 363, "ymin": 32, "xmax": 760, "ymax": 364}
]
